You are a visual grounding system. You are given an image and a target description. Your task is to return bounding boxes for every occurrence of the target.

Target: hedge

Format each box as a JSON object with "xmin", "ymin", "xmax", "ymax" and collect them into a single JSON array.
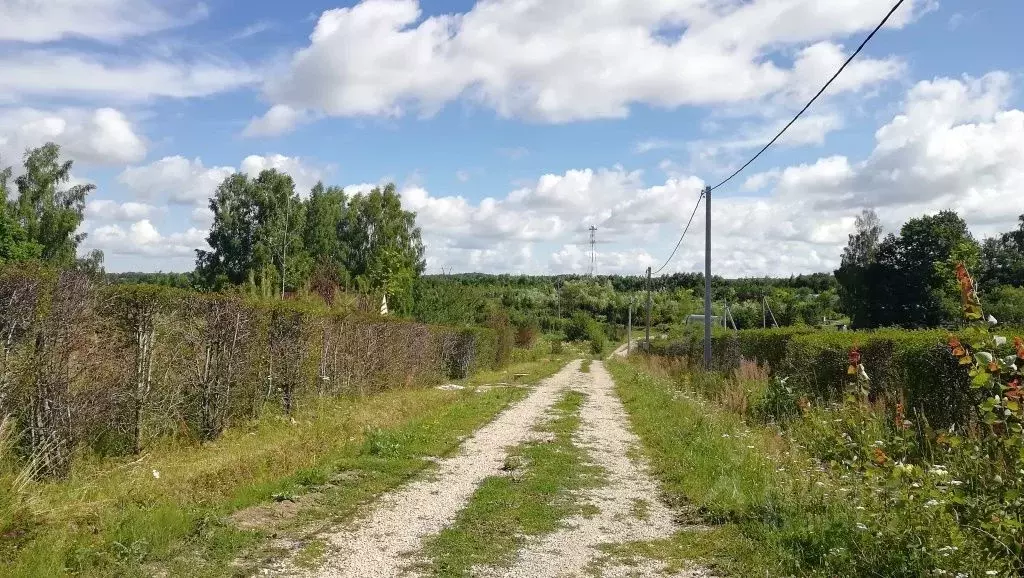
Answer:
[
  {"xmin": 0, "ymin": 268, "xmax": 506, "ymax": 476},
  {"xmin": 646, "ymin": 326, "xmax": 1022, "ymax": 429}
]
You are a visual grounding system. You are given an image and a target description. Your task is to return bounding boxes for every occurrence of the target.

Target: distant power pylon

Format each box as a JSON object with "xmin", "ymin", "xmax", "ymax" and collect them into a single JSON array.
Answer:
[{"xmin": 588, "ymin": 225, "xmax": 597, "ymax": 276}]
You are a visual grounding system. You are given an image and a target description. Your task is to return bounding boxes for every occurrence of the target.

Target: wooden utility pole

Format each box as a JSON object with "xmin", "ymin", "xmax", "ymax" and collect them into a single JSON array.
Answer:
[
  {"xmin": 645, "ymin": 267, "xmax": 652, "ymax": 347},
  {"xmin": 627, "ymin": 295, "xmax": 633, "ymax": 355},
  {"xmin": 703, "ymin": 185, "xmax": 712, "ymax": 370}
]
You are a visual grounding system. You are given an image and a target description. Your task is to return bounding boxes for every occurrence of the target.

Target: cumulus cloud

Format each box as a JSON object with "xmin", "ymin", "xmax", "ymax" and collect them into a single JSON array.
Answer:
[
  {"xmin": 86, "ymin": 219, "xmax": 208, "ymax": 258},
  {"xmin": 242, "ymin": 105, "xmax": 312, "ymax": 137},
  {"xmin": 118, "ymin": 154, "xmax": 329, "ymax": 206},
  {"xmin": 85, "ymin": 200, "xmax": 158, "ymax": 221},
  {"xmin": 253, "ymin": 0, "xmax": 923, "ymax": 132},
  {"xmin": 388, "ymin": 72, "xmax": 1024, "ymax": 276},
  {"xmin": 0, "ymin": 0, "xmax": 208, "ymax": 42},
  {"xmin": 240, "ymin": 154, "xmax": 328, "ymax": 195},
  {"xmin": 118, "ymin": 156, "xmax": 235, "ymax": 205},
  {"xmin": 0, "ymin": 107, "xmax": 146, "ymax": 165},
  {"xmin": 0, "ymin": 51, "xmax": 257, "ymax": 102}
]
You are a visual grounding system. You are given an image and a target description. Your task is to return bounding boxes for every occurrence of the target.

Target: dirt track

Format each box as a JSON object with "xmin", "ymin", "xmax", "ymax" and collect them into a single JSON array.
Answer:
[{"xmin": 267, "ymin": 358, "xmax": 707, "ymax": 578}]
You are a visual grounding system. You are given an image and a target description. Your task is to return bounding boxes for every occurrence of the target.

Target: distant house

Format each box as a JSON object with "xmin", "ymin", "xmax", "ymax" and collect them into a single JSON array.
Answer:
[{"xmin": 684, "ymin": 314, "xmax": 725, "ymax": 327}]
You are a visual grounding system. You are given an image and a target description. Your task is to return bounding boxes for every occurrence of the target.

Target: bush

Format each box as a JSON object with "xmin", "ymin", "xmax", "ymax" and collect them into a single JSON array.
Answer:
[
  {"xmin": 514, "ymin": 320, "xmax": 540, "ymax": 348},
  {"xmin": 565, "ymin": 312, "xmax": 603, "ymax": 344},
  {"xmin": 550, "ymin": 339, "xmax": 564, "ymax": 355},
  {"xmin": 589, "ymin": 334, "xmax": 606, "ymax": 356}
]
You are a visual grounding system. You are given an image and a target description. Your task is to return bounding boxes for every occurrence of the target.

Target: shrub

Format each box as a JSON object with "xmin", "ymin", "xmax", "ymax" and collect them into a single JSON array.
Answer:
[
  {"xmin": 514, "ymin": 320, "xmax": 540, "ymax": 348},
  {"xmin": 589, "ymin": 334, "xmax": 606, "ymax": 356},
  {"xmin": 550, "ymin": 339, "xmax": 564, "ymax": 355},
  {"xmin": 565, "ymin": 312, "xmax": 603, "ymax": 344}
]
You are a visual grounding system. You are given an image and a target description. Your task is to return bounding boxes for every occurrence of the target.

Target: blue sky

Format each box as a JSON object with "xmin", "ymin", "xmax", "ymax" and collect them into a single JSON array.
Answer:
[{"xmin": 2, "ymin": 0, "xmax": 1022, "ymax": 275}]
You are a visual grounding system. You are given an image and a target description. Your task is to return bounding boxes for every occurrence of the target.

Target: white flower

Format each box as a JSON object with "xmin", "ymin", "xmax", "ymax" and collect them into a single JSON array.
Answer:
[
  {"xmin": 995, "ymin": 335, "xmax": 1008, "ymax": 346},
  {"xmin": 950, "ymin": 480, "xmax": 963, "ymax": 486},
  {"xmin": 925, "ymin": 499, "xmax": 939, "ymax": 507},
  {"xmin": 856, "ymin": 523, "xmax": 868, "ymax": 531},
  {"xmin": 986, "ymin": 571, "xmax": 998, "ymax": 576},
  {"xmin": 988, "ymin": 315, "xmax": 998, "ymax": 325},
  {"xmin": 721, "ymin": 434, "xmax": 731, "ymax": 438},
  {"xmin": 152, "ymin": 469, "xmax": 160, "ymax": 479}
]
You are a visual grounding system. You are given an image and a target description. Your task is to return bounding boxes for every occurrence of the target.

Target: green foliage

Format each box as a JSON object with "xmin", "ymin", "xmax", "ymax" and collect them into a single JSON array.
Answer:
[
  {"xmin": 979, "ymin": 214, "xmax": 1024, "ymax": 292},
  {"xmin": 0, "ymin": 144, "xmax": 93, "ymax": 268},
  {"xmin": 565, "ymin": 311, "xmax": 603, "ymax": 342},
  {"xmin": 987, "ymin": 285, "xmax": 1024, "ymax": 326},
  {"xmin": 836, "ymin": 210, "xmax": 983, "ymax": 328}
]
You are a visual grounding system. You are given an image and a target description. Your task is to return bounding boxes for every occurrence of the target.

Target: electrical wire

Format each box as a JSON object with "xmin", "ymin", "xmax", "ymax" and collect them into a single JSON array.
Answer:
[
  {"xmin": 652, "ymin": 189, "xmax": 705, "ymax": 275},
  {"xmin": 646, "ymin": 0, "xmax": 906, "ymax": 278},
  {"xmin": 708, "ymin": 0, "xmax": 907, "ymax": 193}
]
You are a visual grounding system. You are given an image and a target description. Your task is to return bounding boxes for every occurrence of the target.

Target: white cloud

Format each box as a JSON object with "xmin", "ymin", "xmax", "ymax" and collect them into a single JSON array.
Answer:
[
  {"xmin": 0, "ymin": 0, "xmax": 208, "ymax": 42},
  {"xmin": 118, "ymin": 156, "xmax": 235, "ymax": 205},
  {"xmin": 86, "ymin": 219, "xmax": 208, "ymax": 258},
  {"xmin": 386, "ymin": 72, "xmax": 1024, "ymax": 276},
  {"xmin": 241, "ymin": 154, "xmax": 328, "ymax": 195},
  {"xmin": 0, "ymin": 107, "xmax": 146, "ymax": 165},
  {"xmin": 85, "ymin": 200, "xmax": 158, "ymax": 221},
  {"xmin": 0, "ymin": 51, "xmax": 257, "ymax": 102},
  {"xmin": 242, "ymin": 105, "xmax": 312, "ymax": 137},
  {"xmin": 254, "ymin": 0, "xmax": 924, "ymax": 132}
]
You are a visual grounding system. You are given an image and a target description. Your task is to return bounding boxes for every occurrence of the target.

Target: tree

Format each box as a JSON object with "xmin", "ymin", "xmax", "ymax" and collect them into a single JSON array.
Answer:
[
  {"xmin": 869, "ymin": 211, "xmax": 980, "ymax": 328},
  {"xmin": 196, "ymin": 173, "xmax": 259, "ymax": 290},
  {"xmin": 979, "ymin": 214, "xmax": 1024, "ymax": 292},
  {"xmin": 196, "ymin": 170, "xmax": 309, "ymax": 296},
  {"xmin": 303, "ymin": 182, "xmax": 348, "ymax": 287},
  {"xmin": 835, "ymin": 209, "xmax": 882, "ymax": 328},
  {"xmin": 1, "ymin": 144, "xmax": 93, "ymax": 266},
  {"xmin": 338, "ymin": 184, "xmax": 425, "ymax": 311}
]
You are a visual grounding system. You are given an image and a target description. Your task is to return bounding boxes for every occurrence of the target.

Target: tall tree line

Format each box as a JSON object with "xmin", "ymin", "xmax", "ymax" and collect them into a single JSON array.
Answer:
[
  {"xmin": 836, "ymin": 209, "xmax": 1024, "ymax": 328},
  {"xmin": 195, "ymin": 175, "xmax": 426, "ymax": 311}
]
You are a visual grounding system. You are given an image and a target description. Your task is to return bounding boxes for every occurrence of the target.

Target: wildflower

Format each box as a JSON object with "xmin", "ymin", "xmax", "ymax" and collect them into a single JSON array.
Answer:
[
  {"xmin": 925, "ymin": 499, "xmax": 939, "ymax": 507},
  {"xmin": 1007, "ymin": 378, "xmax": 1023, "ymax": 402},
  {"xmin": 895, "ymin": 403, "xmax": 910, "ymax": 431},
  {"xmin": 848, "ymin": 348, "xmax": 861, "ymax": 376},
  {"xmin": 950, "ymin": 480, "xmax": 963, "ymax": 486},
  {"xmin": 986, "ymin": 571, "xmax": 998, "ymax": 576},
  {"xmin": 872, "ymin": 447, "xmax": 888, "ymax": 466},
  {"xmin": 856, "ymin": 523, "xmax": 868, "ymax": 531},
  {"xmin": 152, "ymin": 469, "xmax": 161, "ymax": 479}
]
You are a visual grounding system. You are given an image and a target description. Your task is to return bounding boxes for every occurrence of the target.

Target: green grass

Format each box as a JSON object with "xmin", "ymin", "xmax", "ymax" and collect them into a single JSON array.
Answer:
[
  {"xmin": 421, "ymin": 389, "xmax": 603, "ymax": 577},
  {"xmin": 580, "ymin": 358, "xmax": 592, "ymax": 373},
  {"xmin": 1, "ymin": 354, "xmax": 575, "ymax": 578},
  {"xmin": 604, "ymin": 358, "xmax": 856, "ymax": 577}
]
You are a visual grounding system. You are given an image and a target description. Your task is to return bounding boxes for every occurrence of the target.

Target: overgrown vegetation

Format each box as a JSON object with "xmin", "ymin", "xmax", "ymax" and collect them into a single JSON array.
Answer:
[{"xmin": 617, "ymin": 263, "xmax": 1024, "ymax": 576}]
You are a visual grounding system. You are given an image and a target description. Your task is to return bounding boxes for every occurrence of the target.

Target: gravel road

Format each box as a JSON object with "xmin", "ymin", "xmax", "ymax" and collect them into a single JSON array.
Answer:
[{"xmin": 270, "ymin": 358, "xmax": 707, "ymax": 578}]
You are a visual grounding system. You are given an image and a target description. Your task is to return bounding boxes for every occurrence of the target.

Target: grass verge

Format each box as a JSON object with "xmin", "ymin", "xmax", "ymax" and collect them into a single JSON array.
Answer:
[
  {"xmin": 421, "ymin": 389, "xmax": 602, "ymax": 577},
  {"xmin": 1, "ymin": 354, "xmax": 573, "ymax": 578},
  {"xmin": 604, "ymin": 357, "xmax": 857, "ymax": 577}
]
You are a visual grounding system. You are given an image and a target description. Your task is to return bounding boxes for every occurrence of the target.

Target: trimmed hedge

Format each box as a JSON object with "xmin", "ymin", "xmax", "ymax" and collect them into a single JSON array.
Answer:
[
  {"xmin": 648, "ymin": 326, "xmax": 1022, "ymax": 429},
  {"xmin": 0, "ymin": 269, "xmax": 507, "ymax": 474}
]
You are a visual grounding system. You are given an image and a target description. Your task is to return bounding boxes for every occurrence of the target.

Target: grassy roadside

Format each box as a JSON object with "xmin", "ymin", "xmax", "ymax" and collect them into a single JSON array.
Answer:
[
  {"xmin": 421, "ymin": 389, "xmax": 602, "ymax": 577},
  {"xmin": 604, "ymin": 357, "xmax": 854, "ymax": 577},
  {"xmin": 1, "ymin": 353, "xmax": 574, "ymax": 578}
]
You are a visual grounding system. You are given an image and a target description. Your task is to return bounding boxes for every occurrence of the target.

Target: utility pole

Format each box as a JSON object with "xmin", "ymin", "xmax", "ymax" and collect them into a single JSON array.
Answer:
[
  {"xmin": 588, "ymin": 225, "xmax": 597, "ymax": 277},
  {"xmin": 703, "ymin": 185, "xmax": 712, "ymax": 371},
  {"xmin": 645, "ymin": 267, "xmax": 652, "ymax": 347},
  {"xmin": 627, "ymin": 295, "xmax": 633, "ymax": 355}
]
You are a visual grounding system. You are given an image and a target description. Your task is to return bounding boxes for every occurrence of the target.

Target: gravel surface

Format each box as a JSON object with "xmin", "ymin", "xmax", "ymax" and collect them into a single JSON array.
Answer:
[
  {"xmin": 263, "ymin": 358, "xmax": 708, "ymax": 578},
  {"xmin": 294, "ymin": 361, "xmax": 583, "ymax": 578},
  {"xmin": 476, "ymin": 360, "xmax": 710, "ymax": 578}
]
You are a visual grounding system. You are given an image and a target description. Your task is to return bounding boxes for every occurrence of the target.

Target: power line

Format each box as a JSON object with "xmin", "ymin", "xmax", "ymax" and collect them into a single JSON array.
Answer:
[
  {"xmin": 708, "ymin": 0, "xmax": 907, "ymax": 193},
  {"xmin": 652, "ymin": 189, "xmax": 705, "ymax": 275}
]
